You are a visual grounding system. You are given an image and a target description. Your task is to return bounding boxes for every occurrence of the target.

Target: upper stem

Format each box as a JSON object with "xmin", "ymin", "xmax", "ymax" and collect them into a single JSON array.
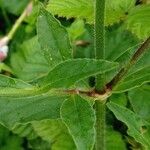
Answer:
[{"xmin": 95, "ymin": 0, "xmax": 106, "ymax": 91}]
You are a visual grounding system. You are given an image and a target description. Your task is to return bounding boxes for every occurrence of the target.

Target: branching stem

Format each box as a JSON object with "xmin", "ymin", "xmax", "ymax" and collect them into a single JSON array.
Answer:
[{"xmin": 107, "ymin": 36, "xmax": 150, "ymax": 89}]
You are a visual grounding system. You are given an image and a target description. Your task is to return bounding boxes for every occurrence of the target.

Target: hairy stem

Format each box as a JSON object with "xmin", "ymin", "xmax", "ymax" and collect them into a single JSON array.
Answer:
[
  {"xmin": 95, "ymin": 0, "xmax": 106, "ymax": 91},
  {"xmin": 95, "ymin": 101, "xmax": 106, "ymax": 150},
  {"xmin": 107, "ymin": 36, "xmax": 150, "ymax": 89},
  {"xmin": 94, "ymin": 0, "xmax": 106, "ymax": 150},
  {"xmin": 7, "ymin": 2, "xmax": 32, "ymax": 40}
]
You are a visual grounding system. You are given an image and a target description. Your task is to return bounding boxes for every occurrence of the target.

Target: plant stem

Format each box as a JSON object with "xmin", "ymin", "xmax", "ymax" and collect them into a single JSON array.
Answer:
[
  {"xmin": 107, "ymin": 36, "xmax": 150, "ymax": 89},
  {"xmin": 94, "ymin": 0, "xmax": 106, "ymax": 150},
  {"xmin": 95, "ymin": 101, "xmax": 106, "ymax": 150},
  {"xmin": 95, "ymin": 0, "xmax": 105, "ymax": 91},
  {"xmin": 7, "ymin": 2, "xmax": 33, "ymax": 40}
]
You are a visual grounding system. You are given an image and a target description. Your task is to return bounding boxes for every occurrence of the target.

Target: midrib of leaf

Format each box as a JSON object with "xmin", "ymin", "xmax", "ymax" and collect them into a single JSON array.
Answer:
[
  {"xmin": 72, "ymin": 96, "xmax": 83, "ymax": 148},
  {"xmin": 47, "ymin": 18, "xmax": 66, "ymax": 61}
]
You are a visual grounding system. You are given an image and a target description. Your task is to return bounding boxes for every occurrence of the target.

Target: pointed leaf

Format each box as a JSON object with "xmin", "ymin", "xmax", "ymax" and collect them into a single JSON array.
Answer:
[
  {"xmin": 38, "ymin": 59, "xmax": 118, "ymax": 88},
  {"xmin": 107, "ymin": 102, "xmax": 150, "ymax": 149},
  {"xmin": 37, "ymin": 8, "xmax": 72, "ymax": 66}
]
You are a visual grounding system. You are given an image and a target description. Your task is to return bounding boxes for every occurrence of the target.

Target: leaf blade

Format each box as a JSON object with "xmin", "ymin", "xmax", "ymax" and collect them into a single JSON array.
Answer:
[
  {"xmin": 37, "ymin": 7, "xmax": 72, "ymax": 66},
  {"xmin": 61, "ymin": 95, "xmax": 95, "ymax": 150}
]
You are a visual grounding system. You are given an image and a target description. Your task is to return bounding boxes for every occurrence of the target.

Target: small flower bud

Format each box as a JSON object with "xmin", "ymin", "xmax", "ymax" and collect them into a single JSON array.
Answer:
[{"xmin": 0, "ymin": 45, "xmax": 9, "ymax": 62}]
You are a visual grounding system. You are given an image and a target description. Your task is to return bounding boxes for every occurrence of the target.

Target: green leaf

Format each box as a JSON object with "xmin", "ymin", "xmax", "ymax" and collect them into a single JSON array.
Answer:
[
  {"xmin": 67, "ymin": 19, "xmax": 85, "ymax": 41},
  {"xmin": 47, "ymin": 0, "xmax": 135, "ymax": 25},
  {"xmin": 32, "ymin": 119, "xmax": 76, "ymax": 150},
  {"xmin": 105, "ymin": 0, "xmax": 135, "ymax": 26},
  {"xmin": 125, "ymin": 5, "xmax": 150, "ymax": 39},
  {"xmin": 10, "ymin": 36, "xmax": 49, "ymax": 81},
  {"xmin": 129, "ymin": 85, "xmax": 150, "ymax": 122},
  {"xmin": 61, "ymin": 95, "xmax": 95, "ymax": 150},
  {"xmin": 37, "ymin": 7, "xmax": 72, "ymax": 66},
  {"xmin": 104, "ymin": 25, "xmax": 139, "ymax": 84},
  {"xmin": 47, "ymin": 0, "xmax": 94, "ymax": 23},
  {"xmin": 109, "ymin": 93, "xmax": 127, "ymax": 107},
  {"xmin": 0, "ymin": 63, "xmax": 12, "ymax": 73},
  {"xmin": 12, "ymin": 123, "xmax": 38, "ymax": 140},
  {"xmin": 0, "ymin": 125, "xmax": 23, "ymax": 150},
  {"xmin": 0, "ymin": 92, "xmax": 66, "ymax": 128},
  {"xmin": 107, "ymin": 102, "xmax": 150, "ymax": 149},
  {"xmin": 105, "ymin": 26, "xmax": 139, "ymax": 64},
  {"xmin": 0, "ymin": 74, "xmax": 32, "ymax": 88},
  {"xmin": 113, "ymin": 49, "xmax": 150, "ymax": 92},
  {"xmin": 106, "ymin": 127, "xmax": 126, "ymax": 150},
  {"xmin": 38, "ymin": 59, "xmax": 118, "ymax": 88},
  {"xmin": 0, "ymin": 0, "xmax": 29, "ymax": 15}
]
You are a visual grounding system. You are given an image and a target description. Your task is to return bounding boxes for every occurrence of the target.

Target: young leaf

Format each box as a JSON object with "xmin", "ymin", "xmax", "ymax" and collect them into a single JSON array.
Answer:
[
  {"xmin": 125, "ymin": 5, "xmax": 150, "ymax": 39},
  {"xmin": 107, "ymin": 102, "xmax": 150, "ymax": 149},
  {"xmin": 32, "ymin": 119, "xmax": 76, "ymax": 150},
  {"xmin": 61, "ymin": 95, "xmax": 95, "ymax": 150},
  {"xmin": 37, "ymin": 7, "xmax": 72, "ymax": 66},
  {"xmin": 38, "ymin": 59, "xmax": 118, "ymax": 88},
  {"xmin": 129, "ymin": 85, "xmax": 150, "ymax": 122}
]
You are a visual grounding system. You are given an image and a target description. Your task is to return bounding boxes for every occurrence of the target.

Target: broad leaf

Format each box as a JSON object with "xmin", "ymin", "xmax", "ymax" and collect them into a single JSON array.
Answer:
[
  {"xmin": 37, "ymin": 8, "xmax": 72, "ymax": 66},
  {"xmin": 32, "ymin": 119, "xmax": 76, "ymax": 150},
  {"xmin": 0, "ymin": 75, "xmax": 40, "ymax": 97},
  {"xmin": 0, "ymin": 74, "xmax": 32, "ymax": 89},
  {"xmin": 125, "ymin": 5, "xmax": 150, "ymax": 39},
  {"xmin": 129, "ymin": 85, "xmax": 150, "ymax": 122},
  {"xmin": 38, "ymin": 59, "xmax": 118, "ymax": 88},
  {"xmin": 61, "ymin": 95, "xmax": 95, "ymax": 150},
  {"xmin": 47, "ymin": 0, "xmax": 93, "ymax": 23},
  {"xmin": 107, "ymin": 102, "xmax": 150, "ymax": 149},
  {"xmin": 10, "ymin": 36, "xmax": 49, "ymax": 81},
  {"xmin": 0, "ymin": 92, "xmax": 66, "ymax": 128},
  {"xmin": 47, "ymin": 0, "xmax": 135, "ymax": 25}
]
